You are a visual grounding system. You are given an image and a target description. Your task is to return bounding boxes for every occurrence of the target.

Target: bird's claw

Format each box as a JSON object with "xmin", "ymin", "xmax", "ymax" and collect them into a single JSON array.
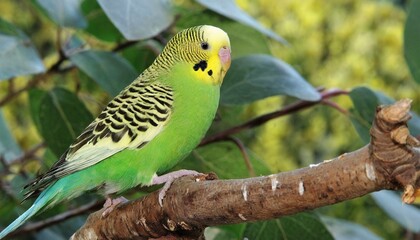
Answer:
[
  {"xmin": 102, "ymin": 196, "xmax": 128, "ymax": 218},
  {"xmin": 152, "ymin": 169, "xmax": 200, "ymax": 206}
]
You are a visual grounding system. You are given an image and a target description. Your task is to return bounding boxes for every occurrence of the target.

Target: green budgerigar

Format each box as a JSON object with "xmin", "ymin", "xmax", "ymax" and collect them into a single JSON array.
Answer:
[{"xmin": 0, "ymin": 25, "xmax": 231, "ymax": 239}]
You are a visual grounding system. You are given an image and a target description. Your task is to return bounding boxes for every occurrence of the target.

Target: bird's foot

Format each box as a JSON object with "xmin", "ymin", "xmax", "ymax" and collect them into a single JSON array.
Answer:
[
  {"xmin": 152, "ymin": 169, "xmax": 201, "ymax": 206},
  {"xmin": 102, "ymin": 196, "xmax": 128, "ymax": 218}
]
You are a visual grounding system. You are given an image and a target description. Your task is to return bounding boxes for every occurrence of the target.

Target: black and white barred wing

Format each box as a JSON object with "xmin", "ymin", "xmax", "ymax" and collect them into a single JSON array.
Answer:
[{"xmin": 24, "ymin": 82, "xmax": 173, "ymax": 197}]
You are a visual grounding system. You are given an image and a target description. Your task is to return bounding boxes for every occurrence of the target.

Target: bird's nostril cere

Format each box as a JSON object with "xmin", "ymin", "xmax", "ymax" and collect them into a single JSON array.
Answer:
[{"xmin": 218, "ymin": 46, "xmax": 231, "ymax": 71}]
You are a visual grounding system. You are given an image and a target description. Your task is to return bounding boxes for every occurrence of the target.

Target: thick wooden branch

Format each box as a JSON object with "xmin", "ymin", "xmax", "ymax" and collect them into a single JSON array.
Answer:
[{"xmin": 72, "ymin": 99, "xmax": 420, "ymax": 240}]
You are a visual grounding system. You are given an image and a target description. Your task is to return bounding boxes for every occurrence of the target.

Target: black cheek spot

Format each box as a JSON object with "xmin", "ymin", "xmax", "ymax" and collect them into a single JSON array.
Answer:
[
  {"xmin": 208, "ymin": 70, "xmax": 213, "ymax": 76},
  {"xmin": 193, "ymin": 60, "xmax": 207, "ymax": 71}
]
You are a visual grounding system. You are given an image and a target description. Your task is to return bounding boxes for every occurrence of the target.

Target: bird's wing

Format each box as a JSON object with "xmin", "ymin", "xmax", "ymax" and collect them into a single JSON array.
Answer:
[{"xmin": 24, "ymin": 80, "xmax": 173, "ymax": 198}]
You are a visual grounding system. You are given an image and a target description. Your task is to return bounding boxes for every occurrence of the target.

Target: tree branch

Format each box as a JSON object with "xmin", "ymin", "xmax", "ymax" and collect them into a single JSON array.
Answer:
[
  {"xmin": 9, "ymin": 142, "xmax": 46, "ymax": 166},
  {"xmin": 0, "ymin": 74, "xmax": 47, "ymax": 107},
  {"xmin": 72, "ymin": 99, "xmax": 420, "ymax": 239},
  {"xmin": 226, "ymin": 136, "xmax": 255, "ymax": 177},
  {"xmin": 200, "ymin": 88, "xmax": 348, "ymax": 146}
]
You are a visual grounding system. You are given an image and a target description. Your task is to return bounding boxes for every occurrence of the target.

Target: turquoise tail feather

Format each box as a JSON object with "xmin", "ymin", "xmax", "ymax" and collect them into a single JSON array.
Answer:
[{"xmin": 0, "ymin": 191, "xmax": 56, "ymax": 239}]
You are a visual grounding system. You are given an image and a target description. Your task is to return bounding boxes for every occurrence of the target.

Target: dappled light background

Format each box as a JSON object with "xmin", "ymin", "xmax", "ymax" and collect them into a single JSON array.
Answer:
[{"xmin": 0, "ymin": 0, "xmax": 418, "ymax": 239}]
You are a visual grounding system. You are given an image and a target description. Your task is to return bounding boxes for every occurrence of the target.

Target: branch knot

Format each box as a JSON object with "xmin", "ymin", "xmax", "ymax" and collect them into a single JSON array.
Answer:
[{"xmin": 369, "ymin": 99, "xmax": 420, "ymax": 203}]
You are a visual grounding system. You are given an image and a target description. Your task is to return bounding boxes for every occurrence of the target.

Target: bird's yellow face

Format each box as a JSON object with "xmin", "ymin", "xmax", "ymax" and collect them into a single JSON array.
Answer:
[
  {"xmin": 195, "ymin": 25, "xmax": 231, "ymax": 85},
  {"xmin": 168, "ymin": 25, "xmax": 231, "ymax": 86},
  {"xmin": 155, "ymin": 25, "xmax": 231, "ymax": 86}
]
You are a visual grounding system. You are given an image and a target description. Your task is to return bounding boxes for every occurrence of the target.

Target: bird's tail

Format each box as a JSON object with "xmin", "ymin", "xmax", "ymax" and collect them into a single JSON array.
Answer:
[{"xmin": 0, "ymin": 190, "xmax": 56, "ymax": 239}]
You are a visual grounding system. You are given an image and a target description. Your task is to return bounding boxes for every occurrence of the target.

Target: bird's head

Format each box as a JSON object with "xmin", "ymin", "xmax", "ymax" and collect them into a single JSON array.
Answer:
[{"xmin": 159, "ymin": 25, "xmax": 231, "ymax": 86}]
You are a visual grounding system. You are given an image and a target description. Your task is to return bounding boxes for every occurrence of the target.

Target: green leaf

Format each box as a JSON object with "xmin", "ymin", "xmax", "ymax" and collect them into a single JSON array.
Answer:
[
  {"xmin": 0, "ymin": 18, "xmax": 45, "ymax": 80},
  {"xmin": 350, "ymin": 88, "xmax": 380, "ymax": 121},
  {"xmin": 349, "ymin": 86, "xmax": 420, "ymax": 143},
  {"xmin": 224, "ymin": 22, "xmax": 271, "ymax": 59},
  {"xmin": 206, "ymin": 224, "xmax": 246, "ymax": 240},
  {"xmin": 28, "ymin": 88, "xmax": 47, "ymax": 132},
  {"xmin": 37, "ymin": 88, "xmax": 93, "ymax": 157},
  {"xmin": 321, "ymin": 216, "xmax": 382, "ymax": 240},
  {"xmin": 195, "ymin": 0, "xmax": 286, "ymax": 44},
  {"xmin": 221, "ymin": 54, "xmax": 321, "ymax": 105},
  {"xmin": 349, "ymin": 87, "xmax": 379, "ymax": 143},
  {"xmin": 205, "ymin": 226, "xmax": 240, "ymax": 240},
  {"xmin": 69, "ymin": 50, "xmax": 138, "ymax": 96},
  {"xmin": 0, "ymin": 110, "xmax": 22, "ymax": 164},
  {"xmin": 371, "ymin": 190, "xmax": 420, "ymax": 233},
  {"xmin": 36, "ymin": 0, "xmax": 87, "ymax": 28},
  {"xmin": 176, "ymin": 11, "xmax": 271, "ymax": 59},
  {"xmin": 62, "ymin": 35, "xmax": 85, "ymax": 56},
  {"xmin": 98, "ymin": 0, "xmax": 174, "ymax": 40},
  {"xmin": 43, "ymin": 147, "xmax": 59, "ymax": 168},
  {"xmin": 408, "ymin": 112, "xmax": 420, "ymax": 137},
  {"xmin": 242, "ymin": 213, "xmax": 333, "ymax": 240},
  {"xmin": 404, "ymin": 0, "xmax": 420, "ymax": 83},
  {"xmin": 121, "ymin": 40, "xmax": 161, "ymax": 73},
  {"xmin": 177, "ymin": 142, "xmax": 271, "ymax": 179},
  {"xmin": 81, "ymin": 0, "xmax": 123, "ymax": 42},
  {"xmin": 0, "ymin": 191, "xmax": 18, "ymax": 225}
]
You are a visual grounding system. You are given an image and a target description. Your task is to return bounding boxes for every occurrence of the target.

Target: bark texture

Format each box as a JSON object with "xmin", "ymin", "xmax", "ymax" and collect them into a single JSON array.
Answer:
[{"xmin": 72, "ymin": 99, "xmax": 420, "ymax": 240}]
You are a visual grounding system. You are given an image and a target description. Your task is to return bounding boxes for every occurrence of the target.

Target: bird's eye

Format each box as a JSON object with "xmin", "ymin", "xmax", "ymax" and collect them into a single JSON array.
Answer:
[{"xmin": 200, "ymin": 42, "xmax": 209, "ymax": 50}]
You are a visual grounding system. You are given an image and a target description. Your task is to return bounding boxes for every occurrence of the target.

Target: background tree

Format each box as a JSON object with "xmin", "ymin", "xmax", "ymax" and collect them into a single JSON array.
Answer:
[{"xmin": 0, "ymin": 0, "xmax": 419, "ymax": 239}]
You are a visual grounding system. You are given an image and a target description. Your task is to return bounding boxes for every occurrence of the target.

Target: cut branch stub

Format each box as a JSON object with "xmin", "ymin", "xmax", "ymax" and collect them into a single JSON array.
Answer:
[{"xmin": 369, "ymin": 99, "xmax": 420, "ymax": 203}]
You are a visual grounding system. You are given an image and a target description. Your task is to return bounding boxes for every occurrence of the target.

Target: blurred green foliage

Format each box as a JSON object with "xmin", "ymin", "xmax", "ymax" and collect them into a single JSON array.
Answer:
[{"xmin": 0, "ymin": 0, "xmax": 420, "ymax": 239}]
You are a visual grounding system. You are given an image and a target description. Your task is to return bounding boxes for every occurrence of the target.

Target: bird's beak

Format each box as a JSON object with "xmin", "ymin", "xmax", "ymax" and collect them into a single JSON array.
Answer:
[{"xmin": 219, "ymin": 46, "xmax": 231, "ymax": 77}]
